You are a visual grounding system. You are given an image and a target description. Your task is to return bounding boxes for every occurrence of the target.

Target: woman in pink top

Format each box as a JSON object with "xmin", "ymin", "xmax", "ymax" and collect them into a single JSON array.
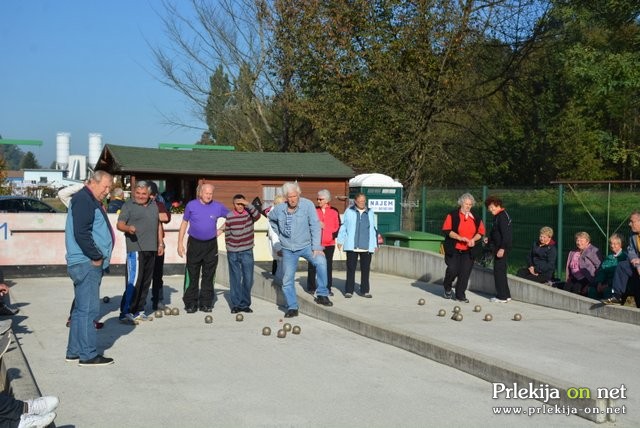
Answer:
[{"xmin": 564, "ymin": 231, "xmax": 602, "ymax": 295}]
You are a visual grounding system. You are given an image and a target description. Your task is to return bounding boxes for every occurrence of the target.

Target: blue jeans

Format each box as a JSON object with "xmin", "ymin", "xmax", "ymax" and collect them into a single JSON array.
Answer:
[
  {"xmin": 282, "ymin": 246, "xmax": 328, "ymax": 310},
  {"xmin": 67, "ymin": 261, "xmax": 102, "ymax": 360},
  {"xmin": 228, "ymin": 249, "xmax": 254, "ymax": 309}
]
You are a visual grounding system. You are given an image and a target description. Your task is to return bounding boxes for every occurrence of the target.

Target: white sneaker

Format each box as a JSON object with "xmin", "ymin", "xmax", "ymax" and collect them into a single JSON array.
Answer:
[
  {"xmin": 506, "ymin": 298, "xmax": 512, "ymax": 302},
  {"xmin": 134, "ymin": 312, "xmax": 151, "ymax": 321},
  {"xmin": 490, "ymin": 297, "xmax": 508, "ymax": 303},
  {"xmin": 18, "ymin": 412, "xmax": 56, "ymax": 428},
  {"xmin": 26, "ymin": 396, "xmax": 59, "ymax": 415}
]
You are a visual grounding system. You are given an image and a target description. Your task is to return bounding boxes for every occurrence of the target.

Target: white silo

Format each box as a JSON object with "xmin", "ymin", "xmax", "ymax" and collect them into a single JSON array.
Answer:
[
  {"xmin": 56, "ymin": 132, "xmax": 70, "ymax": 170},
  {"xmin": 88, "ymin": 133, "xmax": 102, "ymax": 169}
]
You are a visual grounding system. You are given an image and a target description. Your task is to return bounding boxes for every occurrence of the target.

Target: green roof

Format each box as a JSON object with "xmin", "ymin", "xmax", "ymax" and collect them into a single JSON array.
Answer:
[{"xmin": 98, "ymin": 145, "xmax": 355, "ymax": 179}]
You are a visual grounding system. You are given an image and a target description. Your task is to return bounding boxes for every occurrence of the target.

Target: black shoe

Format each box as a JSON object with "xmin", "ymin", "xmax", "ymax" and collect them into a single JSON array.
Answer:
[
  {"xmin": 284, "ymin": 309, "xmax": 298, "ymax": 318},
  {"xmin": 456, "ymin": 298, "xmax": 470, "ymax": 303},
  {"xmin": 315, "ymin": 295, "xmax": 333, "ymax": 307},
  {"xmin": 306, "ymin": 288, "xmax": 316, "ymax": 295},
  {"xmin": 230, "ymin": 307, "xmax": 239, "ymax": 314},
  {"xmin": 362, "ymin": 293, "xmax": 373, "ymax": 298},
  {"xmin": 0, "ymin": 305, "xmax": 18, "ymax": 316},
  {"xmin": 65, "ymin": 356, "xmax": 79, "ymax": 363},
  {"xmin": 78, "ymin": 355, "xmax": 114, "ymax": 367},
  {"xmin": 185, "ymin": 306, "xmax": 198, "ymax": 314},
  {"xmin": 329, "ymin": 290, "xmax": 334, "ymax": 296},
  {"xmin": 200, "ymin": 306, "xmax": 212, "ymax": 313},
  {"xmin": 240, "ymin": 307, "xmax": 253, "ymax": 313}
]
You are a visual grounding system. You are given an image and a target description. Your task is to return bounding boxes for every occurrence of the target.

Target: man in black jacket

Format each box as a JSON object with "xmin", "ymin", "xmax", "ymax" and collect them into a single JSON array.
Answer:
[{"xmin": 486, "ymin": 196, "xmax": 513, "ymax": 303}]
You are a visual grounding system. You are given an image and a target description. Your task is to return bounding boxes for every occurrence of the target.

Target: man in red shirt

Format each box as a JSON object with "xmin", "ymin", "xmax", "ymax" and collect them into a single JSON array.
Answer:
[{"xmin": 441, "ymin": 193, "xmax": 485, "ymax": 303}]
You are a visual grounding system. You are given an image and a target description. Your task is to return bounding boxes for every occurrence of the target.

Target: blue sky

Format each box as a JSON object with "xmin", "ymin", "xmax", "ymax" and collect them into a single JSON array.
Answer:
[{"xmin": 0, "ymin": 0, "xmax": 203, "ymax": 166}]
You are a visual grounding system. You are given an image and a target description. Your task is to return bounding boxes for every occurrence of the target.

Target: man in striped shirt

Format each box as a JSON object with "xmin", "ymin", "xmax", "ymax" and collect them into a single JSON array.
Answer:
[{"xmin": 225, "ymin": 194, "xmax": 262, "ymax": 313}]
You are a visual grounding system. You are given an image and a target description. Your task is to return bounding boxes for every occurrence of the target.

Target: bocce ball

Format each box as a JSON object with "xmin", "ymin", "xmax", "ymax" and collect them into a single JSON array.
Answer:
[
  {"xmin": 262, "ymin": 327, "xmax": 271, "ymax": 336},
  {"xmin": 277, "ymin": 329, "xmax": 286, "ymax": 338},
  {"xmin": 437, "ymin": 309, "xmax": 446, "ymax": 317},
  {"xmin": 473, "ymin": 305, "xmax": 482, "ymax": 312},
  {"xmin": 164, "ymin": 307, "xmax": 172, "ymax": 316},
  {"xmin": 513, "ymin": 313, "xmax": 522, "ymax": 321},
  {"xmin": 155, "ymin": 310, "xmax": 163, "ymax": 318},
  {"xmin": 453, "ymin": 305, "xmax": 461, "ymax": 313},
  {"xmin": 205, "ymin": 315, "xmax": 213, "ymax": 324},
  {"xmin": 484, "ymin": 313, "xmax": 493, "ymax": 322},
  {"xmin": 454, "ymin": 313, "xmax": 463, "ymax": 321},
  {"xmin": 292, "ymin": 325, "xmax": 301, "ymax": 335},
  {"xmin": 236, "ymin": 313, "xmax": 244, "ymax": 322},
  {"xmin": 283, "ymin": 323, "xmax": 292, "ymax": 332},
  {"xmin": 418, "ymin": 298, "xmax": 426, "ymax": 306},
  {"xmin": 171, "ymin": 307, "xmax": 179, "ymax": 316}
]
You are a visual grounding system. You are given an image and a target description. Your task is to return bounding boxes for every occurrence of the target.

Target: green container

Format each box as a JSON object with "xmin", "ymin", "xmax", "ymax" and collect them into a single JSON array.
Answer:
[
  {"xmin": 349, "ymin": 174, "xmax": 403, "ymax": 234},
  {"xmin": 383, "ymin": 231, "xmax": 444, "ymax": 253}
]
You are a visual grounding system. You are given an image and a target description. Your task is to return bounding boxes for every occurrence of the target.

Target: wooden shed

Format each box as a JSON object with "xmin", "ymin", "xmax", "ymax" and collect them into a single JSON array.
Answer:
[{"xmin": 95, "ymin": 144, "xmax": 355, "ymax": 211}]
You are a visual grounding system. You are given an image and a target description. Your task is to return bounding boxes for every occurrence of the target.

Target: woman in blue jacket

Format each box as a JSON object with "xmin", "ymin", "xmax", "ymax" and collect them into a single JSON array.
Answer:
[{"xmin": 337, "ymin": 193, "xmax": 378, "ymax": 298}]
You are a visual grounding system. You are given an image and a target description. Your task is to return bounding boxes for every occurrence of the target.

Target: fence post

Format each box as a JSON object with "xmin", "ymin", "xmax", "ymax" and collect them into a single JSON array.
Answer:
[
  {"xmin": 482, "ymin": 185, "xmax": 488, "ymax": 227},
  {"xmin": 557, "ymin": 184, "xmax": 564, "ymax": 278},
  {"xmin": 421, "ymin": 186, "xmax": 426, "ymax": 232}
]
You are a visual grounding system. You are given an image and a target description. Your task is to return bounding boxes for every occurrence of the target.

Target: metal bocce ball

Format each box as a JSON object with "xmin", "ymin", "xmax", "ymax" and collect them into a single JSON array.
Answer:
[
  {"xmin": 171, "ymin": 307, "xmax": 179, "ymax": 316},
  {"xmin": 262, "ymin": 327, "xmax": 271, "ymax": 336},
  {"xmin": 277, "ymin": 329, "xmax": 286, "ymax": 338},
  {"xmin": 453, "ymin": 306, "xmax": 461, "ymax": 313},
  {"xmin": 164, "ymin": 307, "xmax": 172, "ymax": 316},
  {"xmin": 438, "ymin": 309, "xmax": 446, "ymax": 317},
  {"xmin": 418, "ymin": 298, "xmax": 426, "ymax": 306},
  {"xmin": 454, "ymin": 313, "xmax": 463, "ymax": 322},
  {"xmin": 473, "ymin": 305, "xmax": 482, "ymax": 312},
  {"xmin": 283, "ymin": 323, "xmax": 292, "ymax": 332},
  {"xmin": 292, "ymin": 325, "xmax": 301, "ymax": 335},
  {"xmin": 484, "ymin": 313, "xmax": 493, "ymax": 322},
  {"xmin": 236, "ymin": 313, "xmax": 244, "ymax": 322},
  {"xmin": 513, "ymin": 313, "xmax": 522, "ymax": 321},
  {"xmin": 155, "ymin": 310, "xmax": 163, "ymax": 318},
  {"xmin": 205, "ymin": 315, "xmax": 213, "ymax": 324}
]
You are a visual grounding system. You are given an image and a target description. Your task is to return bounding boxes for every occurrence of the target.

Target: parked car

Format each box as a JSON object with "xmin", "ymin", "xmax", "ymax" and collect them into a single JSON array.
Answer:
[{"xmin": 0, "ymin": 196, "xmax": 62, "ymax": 213}]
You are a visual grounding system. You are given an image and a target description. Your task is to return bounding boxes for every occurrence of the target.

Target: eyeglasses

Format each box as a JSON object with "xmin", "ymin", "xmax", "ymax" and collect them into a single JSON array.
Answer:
[{"xmin": 317, "ymin": 198, "xmax": 325, "ymax": 201}]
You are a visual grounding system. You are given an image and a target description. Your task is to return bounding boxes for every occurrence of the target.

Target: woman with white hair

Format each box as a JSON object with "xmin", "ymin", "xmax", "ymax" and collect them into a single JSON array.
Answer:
[
  {"xmin": 307, "ymin": 189, "xmax": 341, "ymax": 296},
  {"xmin": 440, "ymin": 193, "xmax": 485, "ymax": 303}
]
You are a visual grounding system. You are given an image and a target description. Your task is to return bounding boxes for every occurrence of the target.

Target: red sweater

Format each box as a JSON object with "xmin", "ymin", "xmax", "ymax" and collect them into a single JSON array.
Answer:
[{"xmin": 316, "ymin": 205, "xmax": 341, "ymax": 247}]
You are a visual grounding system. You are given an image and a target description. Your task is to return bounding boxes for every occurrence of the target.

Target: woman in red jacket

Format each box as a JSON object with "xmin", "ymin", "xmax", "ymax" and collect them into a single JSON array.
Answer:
[{"xmin": 307, "ymin": 189, "xmax": 341, "ymax": 296}]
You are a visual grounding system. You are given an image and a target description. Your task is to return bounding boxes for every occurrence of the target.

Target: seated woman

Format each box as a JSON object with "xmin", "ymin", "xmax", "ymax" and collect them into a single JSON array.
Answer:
[
  {"xmin": 589, "ymin": 233, "xmax": 627, "ymax": 300},
  {"xmin": 517, "ymin": 226, "xmax": 557, "ymax": 284},
  {"xmin": 564, "ymin": 231, "xmax": 603, "ymax": 295}
]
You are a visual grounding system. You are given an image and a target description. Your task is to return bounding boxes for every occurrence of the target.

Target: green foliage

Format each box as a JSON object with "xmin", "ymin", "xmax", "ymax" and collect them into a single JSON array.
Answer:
[{"xmin": 19, "ymin": 151, "xmax": 41, "ymax": 169}]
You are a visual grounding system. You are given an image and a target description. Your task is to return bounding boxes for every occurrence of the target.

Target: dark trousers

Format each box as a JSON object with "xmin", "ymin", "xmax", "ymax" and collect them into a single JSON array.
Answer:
[
  {"xmin": 0, "ymin": 393, "xmax": 24, "ymax": 428},
  {"xmin": 151, "ymin": 253, "xmax": 165, "ymax": 308},
  {"xmin": 121, "ymin": 251, "xmax": 156, "ymax": 315},
  {"xmin": 564, "ymin": 276, "xmax": 590, "ymax": 295},
  {"xmin": 516, "ymin": 268, "xmax": 552, "ymax": 284},
  {"xmin": 183, "ymin": 236, "xmax": 218, "ymax": 307},
  {"xmin": 345, "ymin": 251, "xmax": 372, "ymax": 294},
  {"xmin": 443, "ymin": 251, "xmax": 474, "ymax": 300},
  {"xmin": 493, "ymin": 254, "xmax": 511, "ymax": 300},
  {"xmin": 613, "ymin": 261, "xmax": 640, "ymax": 307},
  {"xmin": 307, "ymin": 245, "xmax": 335, "ymax": 291}
]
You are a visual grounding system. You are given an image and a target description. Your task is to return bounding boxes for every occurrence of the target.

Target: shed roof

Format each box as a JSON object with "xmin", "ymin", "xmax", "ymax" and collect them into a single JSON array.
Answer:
[{"xmin": 96, "ymin": 145, "xmax": 355, "ymax": 179}]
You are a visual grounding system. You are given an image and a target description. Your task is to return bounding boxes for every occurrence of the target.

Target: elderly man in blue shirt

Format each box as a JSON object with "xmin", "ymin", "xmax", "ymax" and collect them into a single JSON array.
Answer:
[{"xmin": 268, "ymin": 182, "xmax": 333, "ymax": 317}]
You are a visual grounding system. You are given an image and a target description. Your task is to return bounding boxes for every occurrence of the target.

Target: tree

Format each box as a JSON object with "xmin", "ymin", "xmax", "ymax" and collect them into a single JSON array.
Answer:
[
  {"xmin": 19, "ymin": 151, "xmax": 41, "ymax": 169},
  {"xmin": 153, "ymin": 0, "xmax": 280, "ymax": 151}
]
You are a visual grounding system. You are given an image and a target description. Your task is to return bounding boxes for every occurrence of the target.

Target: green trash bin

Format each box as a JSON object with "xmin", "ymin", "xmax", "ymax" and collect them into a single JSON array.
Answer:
[{"xmin": 383, "ymin": 231, "xmax": 444, "ymax": 253}]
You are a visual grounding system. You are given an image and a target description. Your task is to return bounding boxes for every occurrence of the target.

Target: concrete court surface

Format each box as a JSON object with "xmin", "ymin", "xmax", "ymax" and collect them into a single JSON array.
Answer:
[{"xmin": 6, "ymin": 272, "xmax": 630, "ymax": 428}]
